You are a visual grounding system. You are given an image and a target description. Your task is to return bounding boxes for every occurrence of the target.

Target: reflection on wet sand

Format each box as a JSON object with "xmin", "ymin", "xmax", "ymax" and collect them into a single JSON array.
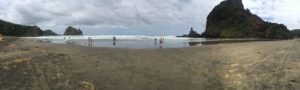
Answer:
[
  {"xmin": 200, "ymin": 40, "xmax": 266, "ymax": 45},
  {"xmin": 113, "ymin": 41, "xmax": 116, "ymax": 46},
  {"xmin": 188, "ymin": 42, "xmax": 201, "ymax": 46}
]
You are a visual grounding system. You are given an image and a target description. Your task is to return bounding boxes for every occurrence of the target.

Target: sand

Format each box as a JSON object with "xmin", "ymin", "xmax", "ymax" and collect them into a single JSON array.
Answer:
[{"xmin": 0, "ymin": 37, "xmax": 300, "ymax": 90}]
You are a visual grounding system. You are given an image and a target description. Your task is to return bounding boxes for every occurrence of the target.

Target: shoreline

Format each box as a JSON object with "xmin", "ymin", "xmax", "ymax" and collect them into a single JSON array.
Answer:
[{"xmin": 0, "ymin": 37, "xmax": 300, "ymax": 90}]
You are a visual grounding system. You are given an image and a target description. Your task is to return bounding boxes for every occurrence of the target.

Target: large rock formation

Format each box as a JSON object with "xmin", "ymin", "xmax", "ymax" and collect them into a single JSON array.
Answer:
[
  {"xmin": 201, "ymin": 0, "xmax": 292, "ymax": 39},
  {"xmin": 63, "ymin": 26, "xmax": 83, "ymax": 35},
  {"xmin": 0, "ymin": 19, "xmax": 44, "ymax": 37}
]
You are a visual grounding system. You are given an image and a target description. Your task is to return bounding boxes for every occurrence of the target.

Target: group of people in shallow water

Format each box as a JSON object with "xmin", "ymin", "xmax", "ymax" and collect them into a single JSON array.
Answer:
[
  {"xmin": 154, "ymin": 36, "xmax": 165, "ymax": 48},
  {"xmin": 65, "ymin": 36, "xmax": 165, "ymax": 48},
  {"xmin": 87, "ymin": 36, "xmax": 117, "ymax": 47}
]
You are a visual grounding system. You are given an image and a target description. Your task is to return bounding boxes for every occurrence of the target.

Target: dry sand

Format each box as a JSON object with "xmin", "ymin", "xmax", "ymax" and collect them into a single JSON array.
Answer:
[{"xmin": 0, "ymin": 37, "xmax": 300, "ymax": 90}]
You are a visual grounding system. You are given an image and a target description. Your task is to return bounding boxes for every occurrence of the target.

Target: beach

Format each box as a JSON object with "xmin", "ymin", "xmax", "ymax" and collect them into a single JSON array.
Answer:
[{"xmin": 0, "ymin": 37, "xmax": 300, "ymax": 90}]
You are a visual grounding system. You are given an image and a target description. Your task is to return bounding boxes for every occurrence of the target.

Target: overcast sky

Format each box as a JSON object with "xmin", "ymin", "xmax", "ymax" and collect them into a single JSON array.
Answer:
[{"xmin": 0, "ymin": 0, "xmax": 299, "ymax": 35}]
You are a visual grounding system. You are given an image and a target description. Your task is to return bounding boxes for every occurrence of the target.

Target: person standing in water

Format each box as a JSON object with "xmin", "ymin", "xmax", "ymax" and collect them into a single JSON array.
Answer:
[
  {"xmin": 159, "ymin": 36, "xmax": 164, "ymax": 48},
  {"xmin": 113, "ymin": 36, "xmax": 117, "ymax": 46},
  {"xmin": 154, "ymin": 38, "xmax": 157, "ymax": 46},
  {"xmin": 88, "ymin": 36, "xmax": 93, "ymax": 47},
  {"xmin": 159, "ymin": 36, "xmax": 164, "ymax": 44},
  {"xmin": 91, "ymin": 37, "xmax": 93, "ymax": 46}
]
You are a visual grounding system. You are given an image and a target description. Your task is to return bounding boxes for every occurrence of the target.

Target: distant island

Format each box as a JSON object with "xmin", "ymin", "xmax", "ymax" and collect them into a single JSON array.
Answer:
[
  {"xmin": 200, "ymin": 0, "xmax": 293, "ymax": 39},
  {"xmin": 0, "ymin": 19, "xmax": 58, "ymax": 37},
  {"xmin": 63, "ymin": 26, "xmax": 83, "ymax": 35}
]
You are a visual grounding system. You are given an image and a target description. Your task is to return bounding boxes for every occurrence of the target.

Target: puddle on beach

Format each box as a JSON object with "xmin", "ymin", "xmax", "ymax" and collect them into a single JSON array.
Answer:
[{"xmin": 31, "ymin": 36, "xmax": 260, "ymax": 49}]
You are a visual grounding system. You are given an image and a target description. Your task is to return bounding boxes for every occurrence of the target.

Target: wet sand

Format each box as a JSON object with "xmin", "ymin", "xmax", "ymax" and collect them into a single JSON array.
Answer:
[{"xmin": 1, "ymin": 37, "xmax": 300, "ymax": 90}]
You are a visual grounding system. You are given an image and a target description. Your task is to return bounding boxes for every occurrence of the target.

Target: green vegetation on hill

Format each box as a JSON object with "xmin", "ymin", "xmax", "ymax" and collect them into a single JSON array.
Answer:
[
  {"xmin": 201, "ymin": 0, "xmax": 293, "ymax": 39},
  {"xmin": 264, "ymin": 23, "xmax": 293, "ymax": 39},
  {"xmin": 63, "ymin": 26, "xmax": 83, "ymax": 35},
  {"xmin": 42, "ymin": 30, "xmax": 59, "ymax": 36}
]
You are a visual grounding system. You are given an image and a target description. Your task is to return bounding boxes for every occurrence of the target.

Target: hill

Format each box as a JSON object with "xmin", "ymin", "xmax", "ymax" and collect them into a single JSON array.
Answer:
[
  {"xmin": 42, "ymin": 30, "xmax": 59, "ymax": 36},
  {"xmin": 291, "ymin": 29, "xmax": 300, "ymax": 37},
  {"xmin": 0, "ymin": 19, "xmax": 58, "ymax": 37}
]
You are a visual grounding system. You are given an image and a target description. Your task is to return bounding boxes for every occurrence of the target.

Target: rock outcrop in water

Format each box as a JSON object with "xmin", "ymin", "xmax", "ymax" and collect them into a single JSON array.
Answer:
[
  {"xmin": 201, "ymin": 0, "xmax": 293, "ymax": 39},
  {"xmin": 63, "ymin": 26, "xmax": 83, "ymax": 35},
  {"xmin": 179, "ymin": 27, "xmax": 201, "ymax": 38},
  {"xmin": 0, "ymin": 19, "xmax": 45, "ymax": 37}
]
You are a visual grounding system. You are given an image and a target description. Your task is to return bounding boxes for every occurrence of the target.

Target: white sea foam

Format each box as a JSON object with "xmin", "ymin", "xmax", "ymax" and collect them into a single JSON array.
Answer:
[
  {"xmin": 22, "ymin": 35, "xmax": 206, "ymax": 48},
  {"xmin": 23, "ymin": 35, "xmax": 258, "ymax": 49}
]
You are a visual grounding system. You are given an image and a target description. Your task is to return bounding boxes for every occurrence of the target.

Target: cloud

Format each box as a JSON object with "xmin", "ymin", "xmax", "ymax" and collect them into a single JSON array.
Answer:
[
  {"xmin": 0, "ymin": 0, "xmax": 299, "ymax": 35},
  {"xmin": 243, "ymin": 0, "xmax": 300, "ymax": 30}
]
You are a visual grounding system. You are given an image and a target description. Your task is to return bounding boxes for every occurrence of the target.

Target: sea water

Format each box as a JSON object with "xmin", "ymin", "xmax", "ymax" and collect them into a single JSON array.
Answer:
[{"xmin": 26, "ymin": 35, "xmax": 242, "ymax": 49}]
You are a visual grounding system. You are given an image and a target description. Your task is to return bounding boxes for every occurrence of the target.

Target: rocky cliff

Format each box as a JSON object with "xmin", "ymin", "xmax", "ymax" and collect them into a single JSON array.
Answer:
[{"xmin": 201, "ymin": 0, "xmax": 292, "ymax": 39}]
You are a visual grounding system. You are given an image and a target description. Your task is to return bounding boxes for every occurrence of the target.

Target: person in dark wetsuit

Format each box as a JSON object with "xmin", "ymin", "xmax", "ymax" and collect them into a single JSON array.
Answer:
[
  {"xmin": 113, "ymin": 36, "xmax": 117, "ymax": 46},
  {"xmin": 90, "ymin": 38, "xmax": 93, "ymax": 46},
  {"xmin": 154, "ymin": 38, "xmax": 157, "ymax": 45},
  {"xmin": 88, "ymin": 37, "xmax": 93, "ymax": 47}
]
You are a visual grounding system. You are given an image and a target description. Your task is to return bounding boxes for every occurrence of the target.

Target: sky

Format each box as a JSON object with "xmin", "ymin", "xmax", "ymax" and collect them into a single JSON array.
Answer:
[{"xmin": 0, "ymin": 0, "xmax": 300, "ymax": 35}]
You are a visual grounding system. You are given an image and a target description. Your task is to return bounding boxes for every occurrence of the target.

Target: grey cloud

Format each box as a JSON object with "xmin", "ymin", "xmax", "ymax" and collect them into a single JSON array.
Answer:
[
  {"xmin": 14, "ymin": 6, "xmax": 52, "ymax": 25},
  {"xmin": 243, "ymin": 0, "xmax": 300, "ymax": 29},
  {"xmin": 4, "ymin": 0, "xmax": 209, "ymax": 26}
]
